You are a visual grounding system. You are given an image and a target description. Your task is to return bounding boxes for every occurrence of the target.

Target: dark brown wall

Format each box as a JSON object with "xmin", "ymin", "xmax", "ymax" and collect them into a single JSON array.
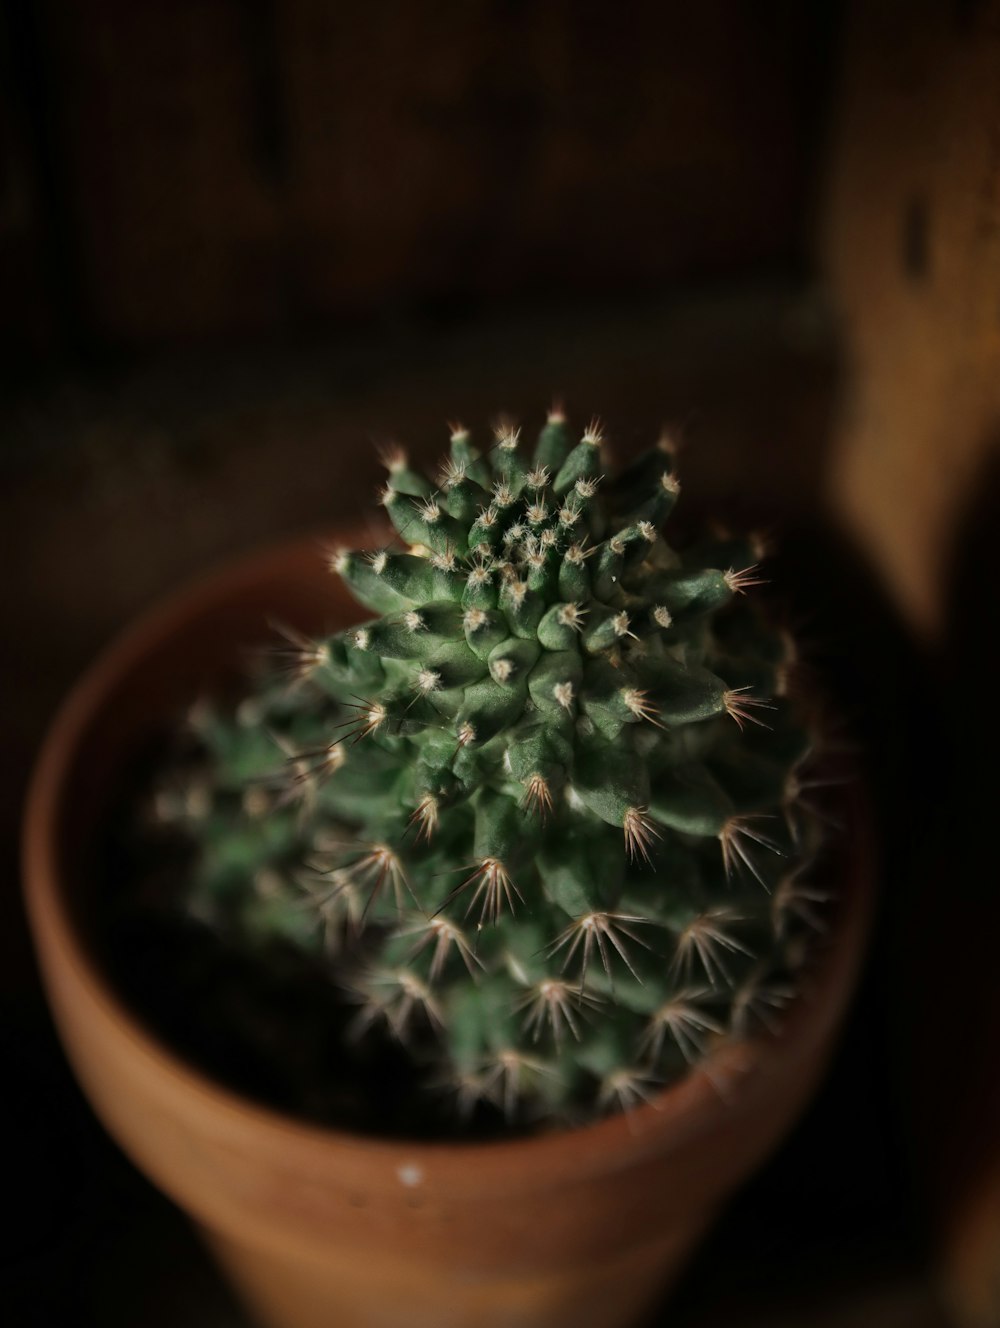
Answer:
[
  {"xmin": 0, "ymin": 8, "xmax": 53, "ymax": 354},
  {"xmin": 2, "ymin": 1, "xmax": 836, "ymax": 350}
]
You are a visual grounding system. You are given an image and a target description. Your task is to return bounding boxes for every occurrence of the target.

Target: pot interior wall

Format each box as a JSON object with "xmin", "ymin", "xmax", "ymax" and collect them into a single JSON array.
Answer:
[{"xmin": 53, "ymin": 542, "xmax": 360, "ymax": 966}]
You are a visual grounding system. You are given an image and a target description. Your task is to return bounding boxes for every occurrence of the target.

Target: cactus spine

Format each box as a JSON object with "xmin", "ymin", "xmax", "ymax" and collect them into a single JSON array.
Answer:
[{"xmin": 166, "ymin": 412, "xmax": 826, "ymax": 1126}]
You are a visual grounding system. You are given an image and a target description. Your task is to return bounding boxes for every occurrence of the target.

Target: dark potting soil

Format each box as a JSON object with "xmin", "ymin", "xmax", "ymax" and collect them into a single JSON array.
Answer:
[{"xmin": 94, "ymin": 732, "xmax": 515, "ymax": 1143}]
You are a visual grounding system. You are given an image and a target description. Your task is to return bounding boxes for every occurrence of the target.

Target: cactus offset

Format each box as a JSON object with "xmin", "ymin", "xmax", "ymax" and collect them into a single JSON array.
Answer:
[{"xmin": 162, "ymin": 411, "xmax": 827, "ymax": 1127}]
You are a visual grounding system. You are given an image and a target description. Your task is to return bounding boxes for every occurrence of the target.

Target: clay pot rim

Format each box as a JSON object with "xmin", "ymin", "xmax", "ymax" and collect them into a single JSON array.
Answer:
[{"xmin": 22, "ymin": 532, "xmax": 872, "ymax": 1185}]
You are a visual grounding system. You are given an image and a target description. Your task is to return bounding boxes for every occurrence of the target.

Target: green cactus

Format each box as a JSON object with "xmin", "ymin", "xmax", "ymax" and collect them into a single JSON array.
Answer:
[{"xmin": 158, "ymin": 411, "xmax": 827, "ymax": 1127}]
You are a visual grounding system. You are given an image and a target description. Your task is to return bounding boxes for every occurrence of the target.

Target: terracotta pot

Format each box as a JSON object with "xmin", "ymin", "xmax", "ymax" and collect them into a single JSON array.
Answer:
[{"xmin": 23, "ymin": 536, "xmax": 874, "ymax": 1328}]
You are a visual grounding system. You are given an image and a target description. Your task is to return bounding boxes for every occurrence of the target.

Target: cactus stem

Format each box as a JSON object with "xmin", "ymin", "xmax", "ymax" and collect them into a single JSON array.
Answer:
[
  {"xmin": 723, "ymin": 564, "xmax": 766, "ymax": 595},
  {"xmin": 354, "ymin": 969, "xmax": 443, "ymax": 1039},
  {"xmin": 778, "ymin": 627, "xmax": 799, "ymax": 666},
  {"xmin": 273, "ymin": 738, "xmax": 346, "ymax": 805},
  {"xmin": 670, "ymin": 908, "xmax": 752, "ymax": 986},
  {"xmin": 596, "ymin": 1067, "xmax": 656, "ymax": 1115},
  {"xmin": 521, "ymin": 773, "xmax": 554, "ymax": 820},
  {"xmin": 621, "ymin": 688, "xmax": 664, "ymax": 728},
  {"xmin": 294, "ymin": 867, "xmax": 370, "ymax": 949},
  {"xmin": 177, "ymin": 410, "xmax": 821, "ymax": 1124},
  {"xmin": 547, "ymin": 911, "xmax": 653, "ymax": 986},
  {"xmin": 442, "ymin": 857, "xmax": 524, "ymax": 926},
  {"xmin": 407, "ymin": 794, "xmax": 440, "ymax": 843},
  {"xmin": 334, "ymin": 697, "xmax": 388, "ymax": 743},
  {"xmin": 557, "ymin": 603, "xmax": 587, "ymax": 631},
  {"xmin": 772, "ymin": 869, "xmax": 831, "ymax": 936},
  {"xmin": 516, "ymin": 978, "xmax": 598, "ymax": 1046},
  {"xmin": 242, "ymin": 786, "xmax": 272, "ymax": 819},
  {"xmin": 783, "ymin": 770, "xmax": 846, "ymax": 841},
  {"xmin": 581, "ymin": 417, "xmax": 604, "ymax": 446},
  {"xmin": 484, "ymin": 1049, "xmax": 555, "ymax": 1120},
  {"xmin": 438, "ymin": 456, "xmax": 467, "ymax": 488},
  {"xmin": 638, "ymin": 991, "xmax": 724, "ymax": 1063},
  {"xmin": 719, "ymin": 816, "xmax": 782, "ymax": 886},
  {"xmin": 444, "ymin": 1068, "xmax": 494, "ymax": 1120},
  {"xmin": 155, "ymin": 780, "xmax": 212, "ymax": 823},
  {"xmin": 414, "ymin": 668, "xmax": 442, "ymax": 695},
  {"xmin": 236, "ymin": 697, "xmax": 265, "ymax": 727},
  {"xmin": 332, "ymin": 843, "xmax": 414, "ymax": 917},
  {"xmin": 415, "ymin": 497, "xmax": 442, "ymax": 524},
  {"xmin": 623, "ymin": 806, "xmax": 661, "ymax": 863},
  {"xmin": 552, "ymin": 681, "xmax": 575, "ymax": 712},
  {"xmin": 565, "ymin": 541, "xmax": 595, "ymax": 565},
  {"xmin": 723, "ymin": 687, "xmax": 775, "ymax": 731},
  {"xmin": 377, "ymin": 442, "xmax": 408, "ymax": 473},
  {"xmin": 731, "ymin": 977, "xmax": 795, "ymax": 1036},
  {"xmin": 430, "ymin": 546, "xmax": 458, "ymax": 571},
  {"xmin": 495, "ymin": 422, "xmax": 521, "ymax": 451},
  {"xmin": 448, "ymin": 421, "xmax": 468, "ymax": 443},
  {"xmin": 612, "ymin": 611, "xmax": 637, "ymax": 641},
  {"xmin": 330, "ymin": 546, "xmax": 352, "ymax": 575},
  {"xmin": 266, "ymin": 622, "xmax": 330, "ymax": 690},
  {"xmin": 402, "ymin": 916, "xmax": 482, "ymax": 981},
  {"xmin": 509, "ymin": 580, "xmax": 528, "ymax": 608}
]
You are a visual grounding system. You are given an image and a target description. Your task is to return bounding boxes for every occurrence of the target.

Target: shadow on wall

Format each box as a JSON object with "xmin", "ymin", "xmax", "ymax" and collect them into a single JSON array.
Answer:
[
  {"xmin": 903, "ymin": 439, "xmax": 1000, "ymax": 1326},
  {"xmin": 669, "ymin": 508, "xmax": 940, "ymax": 1319}
]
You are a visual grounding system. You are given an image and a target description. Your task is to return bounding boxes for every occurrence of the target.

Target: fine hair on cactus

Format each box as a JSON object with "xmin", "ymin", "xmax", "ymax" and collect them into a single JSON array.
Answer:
[{"xmin": 161, "ymin": 409, "xmax": 831, "ymax": 1129}]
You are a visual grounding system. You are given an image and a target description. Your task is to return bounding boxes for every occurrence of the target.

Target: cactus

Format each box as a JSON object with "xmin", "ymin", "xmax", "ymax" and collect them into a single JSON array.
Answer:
[{"xmin": 159, "ymin": 411, "xmax": 828, "ymax": 1127}]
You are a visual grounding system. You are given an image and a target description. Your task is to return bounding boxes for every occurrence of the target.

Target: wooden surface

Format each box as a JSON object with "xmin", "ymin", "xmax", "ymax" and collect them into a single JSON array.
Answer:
[{"xmin": 824, "ymin": 0, "xmax": 1000, "ymax": 636}]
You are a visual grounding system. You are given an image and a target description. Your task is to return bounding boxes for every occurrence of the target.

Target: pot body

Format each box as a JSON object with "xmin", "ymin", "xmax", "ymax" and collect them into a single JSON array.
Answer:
[{"xmin": 23, "ymin": 537, "xmax": 874, "ymax": 1328}]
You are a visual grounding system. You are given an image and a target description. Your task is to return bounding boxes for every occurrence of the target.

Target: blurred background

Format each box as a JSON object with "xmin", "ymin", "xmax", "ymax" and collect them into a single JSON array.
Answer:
[{"xmin": 3, "ymin": 1, "xmax": 999, "ymax": 1325}]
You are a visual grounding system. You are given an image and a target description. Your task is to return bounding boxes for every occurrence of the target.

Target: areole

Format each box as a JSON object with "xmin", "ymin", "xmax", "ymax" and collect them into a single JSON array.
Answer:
[{"xmin": 23, "ymin": 535, "xmax": 874, "ymax": 1328}]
